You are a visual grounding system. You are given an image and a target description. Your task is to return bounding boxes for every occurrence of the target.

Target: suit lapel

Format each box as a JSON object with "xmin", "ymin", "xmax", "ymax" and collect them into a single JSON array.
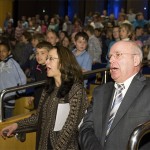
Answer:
[{"xmin": 109, "ymin": 73, "xmax": 146, "ymax": 134}]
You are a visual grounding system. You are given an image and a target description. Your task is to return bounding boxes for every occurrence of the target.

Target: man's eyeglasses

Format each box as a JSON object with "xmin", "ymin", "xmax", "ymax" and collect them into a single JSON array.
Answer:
[
  {"xmin": 46, "ymin": 57, "xmax": 59, "ymax": 61},
  {"xmin": 107, "ymin": 52, "xmax": 138, "ymax": 60}
]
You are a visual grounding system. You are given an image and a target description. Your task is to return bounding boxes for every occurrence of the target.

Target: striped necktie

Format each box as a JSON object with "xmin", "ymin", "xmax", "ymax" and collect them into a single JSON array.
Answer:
[{"xmin": 106, "ymin": 83, "xmax": 125, "ymax": 137}]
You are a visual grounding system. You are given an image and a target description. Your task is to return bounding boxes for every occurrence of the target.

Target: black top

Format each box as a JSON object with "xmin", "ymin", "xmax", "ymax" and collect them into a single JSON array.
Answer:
[{"xmin": 33, "ymin": 64, "xmax": 47, "ymax": 109}]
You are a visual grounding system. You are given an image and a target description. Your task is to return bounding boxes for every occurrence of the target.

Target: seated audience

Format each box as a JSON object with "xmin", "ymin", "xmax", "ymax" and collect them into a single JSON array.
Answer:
[{"xmin": 0, "ymin": 42, "xmax": 26, "ymax": 119}]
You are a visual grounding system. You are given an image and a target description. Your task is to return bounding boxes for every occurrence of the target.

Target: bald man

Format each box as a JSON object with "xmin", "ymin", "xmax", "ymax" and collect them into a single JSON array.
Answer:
[{"xmin": 79, "ymin": 41, "xmax": 150, "ymax": 150}]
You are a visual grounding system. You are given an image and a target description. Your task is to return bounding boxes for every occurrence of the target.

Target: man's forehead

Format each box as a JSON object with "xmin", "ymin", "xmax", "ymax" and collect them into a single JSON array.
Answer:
[
  {"xmin": 110, "ymin": 42, "xmax": 130, "ymax": 52},
  {"xmin": 114, "ymin": 41, "xmax": 130, "ymax": 48}
]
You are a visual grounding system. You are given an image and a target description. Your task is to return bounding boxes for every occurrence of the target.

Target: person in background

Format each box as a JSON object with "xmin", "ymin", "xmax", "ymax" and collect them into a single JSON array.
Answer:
[
  {"xmin": 0, "ymin": 42, "xmax": 26, "ymax": 119},
  {"xmin": 72, "ymin": 32, "xmax": 92, "ymax": 87},
  {"xmin": 106, "ymin": 26, "xmax": 120, "ymax": 67},
  {"xmin": 48, "ymin": 17, "xmax": 59, "ymax": 32},
  {"xmin": 119, "ymin": 23, "xmax": 133, "ymax": 41},
  {"xmin": 108, "ymin": 26, "xmax": 120, "ymax": 50},
  {"xmin": 79, "ymin": 40, "xmax": 150, "ymax": 150},
  {"xmin": 127, "ymin": 8, "xmax": 136, "ymax": 24},
  {"xmin": 26, "ymin": 33, "xmax": 46, "ymax": 82},
  {"xmin": 21, "ymin": 15, "xmax": 28, "ymax": 30},
  {"xmin": 84, "ymin": 25, "xmax": 102, "ymax": 65},
  {"xmin": 3, "ymin": 12, "xmax": 14, "ymax": 33},
  {"xmin": 62, "ymin": 35, "xmax": 71, "ymax": 50},
  {"xmin": 133, "ymin": 12, "xmax": 149, "ymax": 29},
  {"xmin": 43, "ymin": 14, "xmax": 49, "ymax": 27},
  {"xmin": 73, "ymin": 32, "xmax": 92, "ymax": 72},
  {"xmin": 14, "ymin": 31, "xmax": 33, "ymax": 72},
  {"xmin": 46, "ymin": 29, "xmax": 59, "ymax": 46},
  {"xmin": 28, "ymin": 41, "xmax": 51, "ymax": 109},
  {"xmin": 70, "ymin": 31, "xmax": 77, "ymax": 51},
  {"xmin": 131, "ymin": 31, "xmax": 143, "ymax": 49},
  {"xmin": 101, "ymin": 27, "xmax": 113, "ymax": 63},
  {"xmin": 35, "ymin": 22, "xmax": 42, "ymax": 34},
  {"xmin": 0, "ymin": 45, "xmax": 88, "ymax": 150},
  {"xmin": 8, "ymin": 37, "xmax": 18, "ymax": 60},
  {"xmin": 3, "ymin": 21, "xmax": 15, "ymax": 38},
  {"xmin": 84, "ymin": 11, "xmax": 93, "ymax": 26},
  {"xmin": 41, "ymin": 20, "xmax": 47, "ymax": 34},
  {"xmin": 117, "ymin": 13, "xmax": 130, "ymax": 26},
  {"xmin": 59, "ymin": 30, "xmax": 68, "ymax": 44},
  {"xmin": 84, "ymin": 25, "xmax": 102, "ymax": 85},
  {"xmin": 62, "ymin": 15, "xmax": 72, "ymax": 36},
  {"xmin": 94, "ymin": 28, "xmax": 102, "ymax": 47},
  {"xmin": 90, "ymin": 13, "xmax": 104, "ymax": 29},
  {"xmin": 15, "ymin": 20, "xmax": 24, "ymax": 42}
]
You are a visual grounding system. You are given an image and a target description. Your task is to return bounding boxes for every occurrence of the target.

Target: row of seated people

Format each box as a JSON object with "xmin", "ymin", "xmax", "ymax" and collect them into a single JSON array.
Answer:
[{"xmin": 0, "ymin": 40, "xmax": 150, "ymax": 150}]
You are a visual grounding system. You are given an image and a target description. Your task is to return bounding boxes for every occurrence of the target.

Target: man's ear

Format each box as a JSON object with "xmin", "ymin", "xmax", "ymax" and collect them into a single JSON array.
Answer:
[{"xmin": 134, "ymin": 55, "xmax": 141, "ymax": 67}]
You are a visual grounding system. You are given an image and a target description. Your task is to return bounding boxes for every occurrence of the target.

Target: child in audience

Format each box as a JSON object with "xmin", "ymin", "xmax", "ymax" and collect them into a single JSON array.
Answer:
[
  {"xmin": 84, "ymin": 25, "xmax": 102, "ymax": 64},
  {"xmin": 59, "ymin": 30, "xmax": 68, "ymax": 44},
  {"xmin": 28, "ymin": 41, "xmax": 52, "ymax": 109},
  {"xmin": 72, "ymin": 32, "xmax": 92, "ymax": 87},
  {"xmin": 26, "ymin": 33, "xmax": 46, "ymax": 82},
  {"xmin": 70, "ymin": 31, "xmax": 77, "ymax": 51},
  {"xmin": 62, "ymin": 35, "xmax": 71, "ymax": 49},
  {"xmin": 119, "ymin": 23, "xmax": 133, "ymax": 41},
  {"xmin": 0, "ymin": 42, "xmax": 26, "ymax": 119},
  {"xmin": 46, "ymin": 29, "xmax": 59, "ymax": 46},
  {"xmin": 73, "ymin": 32, "xmax": 92, "ymax": 72}
]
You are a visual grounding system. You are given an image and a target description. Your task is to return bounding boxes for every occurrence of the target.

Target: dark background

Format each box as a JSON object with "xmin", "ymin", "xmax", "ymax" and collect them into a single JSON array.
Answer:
[{"xmin": 12, "ymin": 0, "xmax": 149, "ymax": 24}]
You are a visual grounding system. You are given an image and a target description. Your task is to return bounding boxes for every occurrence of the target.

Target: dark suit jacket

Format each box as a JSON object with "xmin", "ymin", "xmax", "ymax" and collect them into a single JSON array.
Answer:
[{"xmin": 79, "ymin": 73, "xmax": 150, "ymax": 150}]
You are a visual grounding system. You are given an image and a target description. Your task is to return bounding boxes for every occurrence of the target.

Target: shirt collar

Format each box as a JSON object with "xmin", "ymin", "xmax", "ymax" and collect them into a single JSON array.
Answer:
[
  {"xmin": 3, "ymin": 54, "xmax": 13, "ymax": 63},
  {"xmin": 73, "ymin": 49, "xmax": 86, "ymax": 56},
  {"xmin": 115, "ymin": 73, "xmax": 137, "ymax": 90}
]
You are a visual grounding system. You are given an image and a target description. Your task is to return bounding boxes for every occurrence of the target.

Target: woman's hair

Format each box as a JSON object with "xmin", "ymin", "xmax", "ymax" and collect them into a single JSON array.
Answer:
[{"xmin": 45, "ymin": 45, "xmax": 83, "ymax": 98}]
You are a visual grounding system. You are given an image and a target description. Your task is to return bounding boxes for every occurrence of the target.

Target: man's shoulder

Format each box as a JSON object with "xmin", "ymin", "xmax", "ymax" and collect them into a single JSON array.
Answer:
[{"xmin": 94, "ymin": 82, "xmax": 114, "ymax": 91}]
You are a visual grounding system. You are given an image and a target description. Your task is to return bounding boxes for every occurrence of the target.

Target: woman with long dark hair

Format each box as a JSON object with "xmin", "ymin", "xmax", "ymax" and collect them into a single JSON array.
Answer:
[{"xmin": 0, "ymin": 45, "xmax": 88, "ymax": 150}]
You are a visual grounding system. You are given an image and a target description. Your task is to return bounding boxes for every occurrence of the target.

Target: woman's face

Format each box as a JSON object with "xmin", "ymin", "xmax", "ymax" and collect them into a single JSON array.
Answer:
[
  {"xmin": 46, "ymin": 48, "xmax": 61, "ymax": 83},
  {"xmin": 62, "ymin": 37, "xmax": 70, "ymax": 48},
  {"xmin": 59, "ymin": 32, "xmax": 65, "ymax": 41}
]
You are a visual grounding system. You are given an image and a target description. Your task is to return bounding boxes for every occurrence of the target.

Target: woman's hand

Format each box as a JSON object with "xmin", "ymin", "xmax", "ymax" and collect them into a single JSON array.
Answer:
[
  {"xmin": 0, "ymin": 123, "xmax": 18, "ymax": 139},
  {"xmin": 28, "ymin": 96, "xmax": 34, "ymax": 105}
]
